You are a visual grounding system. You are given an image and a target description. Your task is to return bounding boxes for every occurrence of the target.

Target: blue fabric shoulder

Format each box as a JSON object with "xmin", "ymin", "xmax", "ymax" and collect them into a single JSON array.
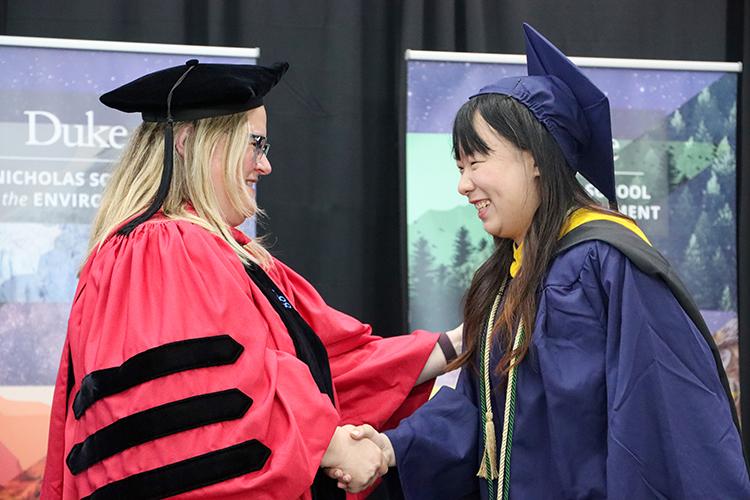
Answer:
[
  {"xmin": 556, "ymin": 219, "xmax": 743, "ymax": 449},
  {"xmin": 534, "ymin": 230, "xmax": 750, "ymax": 498}
]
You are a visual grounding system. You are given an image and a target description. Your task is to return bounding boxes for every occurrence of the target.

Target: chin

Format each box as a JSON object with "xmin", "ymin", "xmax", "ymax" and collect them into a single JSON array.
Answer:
[
  {"xmin": 222, "ymin": 211, "xmax": 247, "ymax": 228},
  {"xmin": 483, "ymin": 222, "xmax": 503, "ymax": 238}
]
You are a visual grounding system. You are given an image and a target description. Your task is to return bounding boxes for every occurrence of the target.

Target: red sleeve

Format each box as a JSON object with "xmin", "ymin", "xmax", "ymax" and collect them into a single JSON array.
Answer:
[
  {"xmin": 268, "ymin": 260, "xmax": 439, "ymax": 431},
  {"xmin": 41, "ymin": 220, "xmax": 339, "ymax": 500}
]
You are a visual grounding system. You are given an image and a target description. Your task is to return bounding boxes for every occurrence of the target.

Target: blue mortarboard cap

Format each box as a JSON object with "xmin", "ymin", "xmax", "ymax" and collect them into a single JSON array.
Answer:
[{"xmin": 472, "ymin": 23, "xmax": 616, "ymax": 204}]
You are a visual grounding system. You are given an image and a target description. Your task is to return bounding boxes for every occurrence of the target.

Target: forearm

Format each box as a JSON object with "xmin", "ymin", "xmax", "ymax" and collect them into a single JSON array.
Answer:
[
  {"xmin": 415, "ymin": 324, "xmax": 462, "ymax": 385},
  {"xmin": 321, "ymin": 426, "xmax": 348, "ymax": 468},
  {"xmin": 380, "ymin": 433, "xmax": 396, "ymax": 467}
]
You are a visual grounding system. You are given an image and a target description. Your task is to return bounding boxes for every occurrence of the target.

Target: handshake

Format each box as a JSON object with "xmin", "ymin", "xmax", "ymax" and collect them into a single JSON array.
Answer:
[{"xmin": 321, "ymin": 424, "xmax": 395, "ymax": 493}]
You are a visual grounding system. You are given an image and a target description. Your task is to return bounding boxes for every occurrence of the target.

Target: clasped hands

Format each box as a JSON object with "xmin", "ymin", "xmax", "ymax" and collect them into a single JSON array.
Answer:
[{"xmin": 321, "ymin": 424, "xmax": 394, "ymax": 493}]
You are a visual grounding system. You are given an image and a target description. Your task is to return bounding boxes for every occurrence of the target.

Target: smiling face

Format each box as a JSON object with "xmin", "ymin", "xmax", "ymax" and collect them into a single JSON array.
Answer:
[
  {"xmin": 456, "ymin": 113, "xmax": 540, "ymax": 244},
  {"xmin": 209, "ymin": 106, "xmax": 272, "ymax": 227}
]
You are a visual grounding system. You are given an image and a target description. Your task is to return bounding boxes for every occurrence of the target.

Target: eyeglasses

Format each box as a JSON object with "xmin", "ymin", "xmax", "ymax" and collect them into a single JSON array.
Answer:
[{"xmin": 249, "ymin": 134, "xmax": 270, "ymax": 162}]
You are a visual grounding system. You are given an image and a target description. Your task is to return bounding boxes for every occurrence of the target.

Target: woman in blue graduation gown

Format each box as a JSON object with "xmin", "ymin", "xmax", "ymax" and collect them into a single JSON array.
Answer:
[{"xmin": 339, "ymin": 24, "xmax": 750, "ymax": 499}]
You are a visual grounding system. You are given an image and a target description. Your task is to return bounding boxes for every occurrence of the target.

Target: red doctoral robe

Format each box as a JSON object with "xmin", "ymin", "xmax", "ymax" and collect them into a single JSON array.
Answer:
[{"xmin": 41, "ymin": 216, "xmax": 438, "ymax": 499}]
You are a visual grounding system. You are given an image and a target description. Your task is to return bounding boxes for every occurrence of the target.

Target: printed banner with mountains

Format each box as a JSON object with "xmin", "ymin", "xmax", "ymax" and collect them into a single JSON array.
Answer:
[{"xmin": 406, "ymin": 60, "xmax": 740, "ymax": 413}]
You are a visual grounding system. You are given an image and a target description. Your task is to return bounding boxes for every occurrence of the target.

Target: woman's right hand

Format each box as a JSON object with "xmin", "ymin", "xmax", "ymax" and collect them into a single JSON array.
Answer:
[
  {"xmin": 321, "ymin": 425, "xmax": 388, "ymax": 493},
  {"xmin": 325, "ymin": 423, "xmax": 396, "ymax": 491},
  {"xmin": 349, "ymin": 424, "xmax": 395, "ymax": 467}
]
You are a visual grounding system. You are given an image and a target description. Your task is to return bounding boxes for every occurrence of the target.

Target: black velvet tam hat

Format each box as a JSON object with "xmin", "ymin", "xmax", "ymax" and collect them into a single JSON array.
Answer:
[
  {"xmin": 100, "ymin": 59, "xmax": 288, "ymax": 235},
  {"xmin": 100, "ymin": 60, "xmax": 289, "ymax": 122}
]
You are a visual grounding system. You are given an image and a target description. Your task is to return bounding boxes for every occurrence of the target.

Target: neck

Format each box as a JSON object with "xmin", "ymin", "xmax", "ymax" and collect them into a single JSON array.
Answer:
[{"xmin": 513, "ymin": 226, "xmax": 529, "ymax": 246}]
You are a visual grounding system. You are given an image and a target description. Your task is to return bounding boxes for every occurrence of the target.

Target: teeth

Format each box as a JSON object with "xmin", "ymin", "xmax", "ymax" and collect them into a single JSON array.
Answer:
[{"xmin": 475, "ymin": 200, "xmax": 490, "ymax": 210}]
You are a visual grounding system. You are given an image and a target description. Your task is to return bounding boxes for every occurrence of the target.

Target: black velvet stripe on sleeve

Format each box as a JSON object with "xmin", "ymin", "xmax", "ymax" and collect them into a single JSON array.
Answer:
[
  {"xmin": 81, "ymin": 439, "xmax": 271, "ymax": 500},
  {"xmin": 72, "ymin": 334, "xmax": 244, "ymax": 419},
  {"xmin": 66, "ymin": 389, "xmax": 253, "ymax": 475}
]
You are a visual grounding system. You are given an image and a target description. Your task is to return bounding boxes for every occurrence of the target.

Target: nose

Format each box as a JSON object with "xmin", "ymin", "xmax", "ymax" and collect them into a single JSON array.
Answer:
[
  {"xmin": 255, "ymin": 154, "xmax": 272, "ymax": 175},
  {"xmin": 457, "ymin": 169, "xmax": 473, "ymax": 196}
]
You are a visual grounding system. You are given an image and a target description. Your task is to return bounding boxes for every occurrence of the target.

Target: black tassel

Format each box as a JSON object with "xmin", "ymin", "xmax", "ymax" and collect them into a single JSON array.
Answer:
[
  {"xmin": 117, "ymin": 123, "xmax": 174, "ymax": 236},
  {"xmin": 117, "ymin": 60, "xmax": 198, "ymax": 236}
]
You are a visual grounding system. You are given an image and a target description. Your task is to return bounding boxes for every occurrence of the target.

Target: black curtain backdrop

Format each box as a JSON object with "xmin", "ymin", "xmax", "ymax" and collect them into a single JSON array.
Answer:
[{"xmin": 1, "ymin": 1, "xmax": 747, "ymax": 497}]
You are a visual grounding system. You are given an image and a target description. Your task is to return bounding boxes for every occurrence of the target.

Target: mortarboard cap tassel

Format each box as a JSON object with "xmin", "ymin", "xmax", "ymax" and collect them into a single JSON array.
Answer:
[{"xmin": 117, "ymin": 60, "xmax": 198, "ymax": 236}]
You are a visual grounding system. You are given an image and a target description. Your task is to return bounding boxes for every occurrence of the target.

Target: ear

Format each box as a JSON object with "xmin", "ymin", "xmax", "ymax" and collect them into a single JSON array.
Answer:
[
  {"xmin": 174, "ymin": 124, "xmax": 194, "ymax": 158},
  {"xmin": 523, "ymin": 150, "xmax": 540, "ymax": 177}
]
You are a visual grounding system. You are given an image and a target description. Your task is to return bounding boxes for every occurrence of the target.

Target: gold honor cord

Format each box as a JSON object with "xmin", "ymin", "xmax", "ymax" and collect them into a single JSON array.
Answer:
[
  {"xmin": 477, "ymin": 278, "xmax": 506, "ymax": 494},
  {"xmin": 497, "ymin": 320, "xmax": 525, "ymax": 500},
  {"xmin": 476, "ymin": 275, "xmax": 525, "ymax": 500}
]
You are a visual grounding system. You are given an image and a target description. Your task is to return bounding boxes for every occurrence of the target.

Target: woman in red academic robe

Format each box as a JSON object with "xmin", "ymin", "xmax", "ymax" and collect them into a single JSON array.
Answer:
[{"xmin": 40, "ymin": 61, "xmax": 459, "ymax": 500}]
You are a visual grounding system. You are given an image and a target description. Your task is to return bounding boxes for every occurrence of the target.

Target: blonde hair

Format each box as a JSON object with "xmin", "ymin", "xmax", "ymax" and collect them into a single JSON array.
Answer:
[{"xmin": 88, "ymin": 111, "xmax": 271, "ymax": 266}]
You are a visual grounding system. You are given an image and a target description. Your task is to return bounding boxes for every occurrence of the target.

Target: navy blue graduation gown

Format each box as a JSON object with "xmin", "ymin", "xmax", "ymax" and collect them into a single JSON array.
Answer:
[{"xmin": 386, "ymin": 239, "xmax": 750, "ymax": 499}]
